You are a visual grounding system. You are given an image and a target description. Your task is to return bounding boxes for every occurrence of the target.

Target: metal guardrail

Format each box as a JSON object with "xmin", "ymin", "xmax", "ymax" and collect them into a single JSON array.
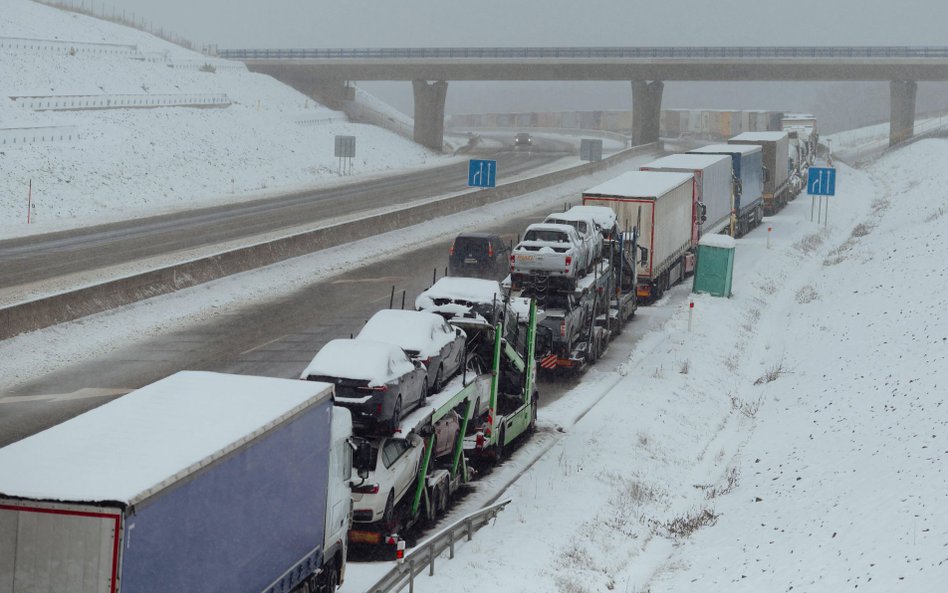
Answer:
[
  {"xmin": 364, "ymin": 499, "xmax": 512, "ymax": 593},
  {"xmin": 220, "ymin": 46, "xmax": 948, "ymax": 60}
]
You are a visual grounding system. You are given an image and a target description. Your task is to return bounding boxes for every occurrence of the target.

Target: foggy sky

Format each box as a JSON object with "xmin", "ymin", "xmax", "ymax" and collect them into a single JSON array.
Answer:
[
  {"xmin": 83, "ymin": 0, "xmax": 948, "ymax": 131},
  {"xmin": 108, "ymin": 0, "xmax": 948, "ymax": 50}
]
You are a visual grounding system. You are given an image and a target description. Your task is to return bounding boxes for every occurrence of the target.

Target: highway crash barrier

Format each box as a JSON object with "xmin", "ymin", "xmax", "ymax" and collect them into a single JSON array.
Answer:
[{"xmin": 0, "ymin": 142, "xmax": 660, "ymax": 340}]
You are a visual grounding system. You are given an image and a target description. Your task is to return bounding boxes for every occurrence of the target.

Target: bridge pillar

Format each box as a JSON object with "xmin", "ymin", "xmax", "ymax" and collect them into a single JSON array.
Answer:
[
  {"xmin": 412, "ymin": 80, "xmax": 448, "ymax": 152},
  {"xmin": 631, "ymin": 80, "xmax": 663, "ymax": 146},
  {"xmin": 889, "ymin": 80, "xmax": 918, "ymax": 146}
]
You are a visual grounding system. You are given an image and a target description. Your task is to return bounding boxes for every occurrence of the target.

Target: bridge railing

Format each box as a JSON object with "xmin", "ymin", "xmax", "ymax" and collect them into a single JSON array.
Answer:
[{"xmin": 219, "ymin": 46, "xmax": 948, "ymax": 60}]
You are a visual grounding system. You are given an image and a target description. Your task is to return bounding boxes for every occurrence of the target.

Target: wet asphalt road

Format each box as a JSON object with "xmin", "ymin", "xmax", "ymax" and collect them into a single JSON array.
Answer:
[{"xmin": 0, "ymin": 141, "xmax": 673, "ymax": 447}]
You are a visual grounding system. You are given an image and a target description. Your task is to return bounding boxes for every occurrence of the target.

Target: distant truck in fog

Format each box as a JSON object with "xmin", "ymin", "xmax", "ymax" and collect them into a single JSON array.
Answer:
[
  {"xmin": 688, "ymin": 143, "xmax": 765, "ymax": 237},
  {"xmin": 729, "ymin": 131, "xmax": 791, "ymax": 215}
]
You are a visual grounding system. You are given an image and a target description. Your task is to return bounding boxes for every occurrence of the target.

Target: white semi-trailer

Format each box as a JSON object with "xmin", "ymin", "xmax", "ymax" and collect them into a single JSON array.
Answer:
[
  {"xmin": 640, "ymin": 152, "xmax": 734, "ymax": 238},
  {"xmin": 582, "ymin": 170, "xmax": 695, "ymax": 302}
]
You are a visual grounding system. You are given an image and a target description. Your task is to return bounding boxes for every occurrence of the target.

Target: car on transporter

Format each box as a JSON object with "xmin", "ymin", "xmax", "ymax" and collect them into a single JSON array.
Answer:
[
  {"xmin": 300, "ymin": 338, "xmax": 428, "ymax": 433},
  {"xmin": 357, "ymin": 309, "xmax": 466, "ymax": 395}
]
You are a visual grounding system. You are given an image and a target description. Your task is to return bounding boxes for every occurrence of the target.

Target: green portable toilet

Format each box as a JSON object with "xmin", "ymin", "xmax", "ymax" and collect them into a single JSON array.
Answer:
[{"xmin": 693, "ymin": 234, "xmax": 736, "ymax": 297}]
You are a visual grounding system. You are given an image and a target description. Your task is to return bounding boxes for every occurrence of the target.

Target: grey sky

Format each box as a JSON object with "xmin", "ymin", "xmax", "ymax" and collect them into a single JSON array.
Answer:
[
  {"xmin": 110, "ymin": 0, "xmax": 948, "ymax": 49},
  {"xmin": 90, "ymin": 0, "xmax": 948, "ymax": 131}
]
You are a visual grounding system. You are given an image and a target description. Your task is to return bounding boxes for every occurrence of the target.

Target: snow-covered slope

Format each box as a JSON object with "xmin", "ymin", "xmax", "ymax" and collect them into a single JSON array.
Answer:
[
  {"xmin": 0, "ymin": 0, "xmax": 440, "ymax": 234},
  {"xmin": 400, "ymin": 140, "xmax": 948, "ymax": 593}
]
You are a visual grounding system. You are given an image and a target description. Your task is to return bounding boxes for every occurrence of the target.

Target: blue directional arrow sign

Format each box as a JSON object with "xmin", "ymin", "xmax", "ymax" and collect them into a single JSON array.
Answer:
[
  {"xmin": 807, "ymin": 167, "xmax": 837, "ymax": 196},
  {"xmin": 468, "ymin": 159, "xmax": 497, "ymax": 188}
]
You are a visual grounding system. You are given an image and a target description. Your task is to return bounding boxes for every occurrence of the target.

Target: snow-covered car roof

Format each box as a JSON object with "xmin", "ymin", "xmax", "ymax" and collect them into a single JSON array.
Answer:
[
  {"xmin": 544, "ymin": 210, "xmax": 596, "ymax": 223},
  {"xmin": 357, "ymin": 309, "xmax": 459, "ymax": 358},
  {"xmin": 300, "ymin": 338, "xmax": 415, "ymax": 386},
  {"xmin": 566, "ymin": 205, "xmax": 618, "ymax": 229},
  {"xmin": 416, "ymin": 277, "xmax": 507, "ymax": 325},
  {"xmin": 416, "ymin": 276, "xmax": 503, "ymax": 308},
  {"xmin": 522, "ymin": 222, "xmax": 580, "ymax": 237},
  {"xmin": 583, "ymin": 171, "xmax": 693, "ymax": 199},
  {"xmin": 0, "ymin": 371, "xmax": 332, "ymax": 505}
]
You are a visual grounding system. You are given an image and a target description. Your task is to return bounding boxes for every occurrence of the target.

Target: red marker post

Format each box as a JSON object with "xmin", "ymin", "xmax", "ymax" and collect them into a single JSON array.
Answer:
[
  {"xmin": 688, "ymin": 301, "xmax": 694, "ymax": 332},
  {"xmin": 767, "ymin": 226, "xmax": 772, "ymax": 249}
]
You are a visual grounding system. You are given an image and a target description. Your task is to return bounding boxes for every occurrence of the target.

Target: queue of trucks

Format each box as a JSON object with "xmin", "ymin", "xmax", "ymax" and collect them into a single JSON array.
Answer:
[
  {"xmin": 0, "ymin": 281, "xmax": 541, "ymax": 593},
  {"xmin": 509, "ymin": 120, "xmax": 816, "ymax": 373},
  {"xmin": 0, "ymin": 116, "xmax": 816, "ymax": 592}
]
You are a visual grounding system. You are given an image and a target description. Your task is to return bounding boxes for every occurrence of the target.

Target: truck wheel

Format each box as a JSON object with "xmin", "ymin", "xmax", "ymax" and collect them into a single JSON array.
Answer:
[
  {"xmin": 495, "ymin": 426, "xmax": 507, "ymax": 463},
  {"xmin": 321, "ymin": 564, "xmax": 339, "ymax": 593}
]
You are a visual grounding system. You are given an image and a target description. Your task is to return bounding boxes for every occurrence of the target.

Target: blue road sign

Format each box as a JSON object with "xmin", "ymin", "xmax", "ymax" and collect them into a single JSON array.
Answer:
[
  {"xmin": 468, "ymin": 159, "xmax": 497, "ymax": 188},
  {"xmin": 807, "ymin": 167, "xmax": 836, "ymax": 196}
]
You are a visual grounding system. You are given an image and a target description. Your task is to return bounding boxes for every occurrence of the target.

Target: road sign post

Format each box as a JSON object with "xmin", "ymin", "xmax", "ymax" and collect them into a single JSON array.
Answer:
[
  {"xmin": 334, "ymin": 135, "xmax": 356, "ymax": 175},
  {"xmin": 807, "ymin": 166, "xmax": 836, "ymax": 226},
  {"xmin": 468, "ymin": 159, "xmax": 497, "ymax": 188}
]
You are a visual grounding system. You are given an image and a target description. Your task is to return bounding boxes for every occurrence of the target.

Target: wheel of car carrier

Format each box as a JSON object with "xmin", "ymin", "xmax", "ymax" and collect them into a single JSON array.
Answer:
[
  {"xmin": 528, "ymin": 396, "xmax": 538, "ymax": 433},
  {"xmin": 389, "ymin": 397, "xmax": 402, "ymax": 433},
  {"xmin": 495, "ymin": 426, "xmax": 507, "ymax": 463},
  {"xmin": 433, "ymin": 365, "xmax": 444, "ymax": 394}
]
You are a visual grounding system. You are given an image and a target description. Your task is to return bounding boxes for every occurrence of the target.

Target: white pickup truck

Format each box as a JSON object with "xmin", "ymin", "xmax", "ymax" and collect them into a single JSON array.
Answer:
[
  {"xmin": 510, "ymin": 223, "xmax": 588, "ymax": 287},
  {"xmin": 543, "ymin": 210, "xmax": 602, "ymax": 269}
]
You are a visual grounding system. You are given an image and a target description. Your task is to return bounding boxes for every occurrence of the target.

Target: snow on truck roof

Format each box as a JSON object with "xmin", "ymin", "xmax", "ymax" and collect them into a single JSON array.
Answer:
[
  {"xmin": 583, "ymin": 171, "xmax": 693, "ymax": 199},
  {"xmin": 643, "ymin": 153, "xmax": 730, "ymax": 171},
  {"xmin": 0, "ymin": 371, "xmax": 333, "ymax": 506},
  {"xmin": 689, "ymin": 143, "xmax": 762, "ymax": 155},
  {"xmin": 566, "ymin": 205, "xmax": 617, "ymax": 228},
  {"xmin": 300, "ymin": 338, "xmax": 415, "ymax": 386},
  {"xmin": 730, "ymin": 131, "xmax": 788, "ymax": 142}
]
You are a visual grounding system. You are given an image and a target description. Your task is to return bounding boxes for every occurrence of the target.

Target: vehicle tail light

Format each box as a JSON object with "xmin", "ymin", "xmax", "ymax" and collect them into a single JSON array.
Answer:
[
  {"xmin": 475, "ymin": 431, "xmax": 485, "ymax": 449},
  {"xmin": 565, "ymin": 256, "xmax": 572, "ymax": 267},
  {"xmin": 449, "ymin": 242, "xmax": 455, "ymax": 256},
  {"xmin": 359, "ymin": 385, "xmax": 388, "ymax": 392},
  {"xmin": 421, "ymin": 357, "xmax": 431, "ymax": 366},
  {"xmin": 488, "ymin": 243, "xmax": 494, "ymax": 257},
  {"xmin": 352, "ymin": 483, "xmax": 380, "ymax": 494},
  {"xmin": 560, "ymin": 320, "xmax": 566, "ymax": 337},
  {"xmin": 376, "ymin": 403, "xmax": 383, "ymax": 415},
  {"xmin": 510, "ymin": 255, "xmax": 515, "ymax": 264}
]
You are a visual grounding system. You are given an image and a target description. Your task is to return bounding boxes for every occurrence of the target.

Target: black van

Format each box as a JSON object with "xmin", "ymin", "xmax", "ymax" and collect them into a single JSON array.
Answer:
[{"xmin": 448, "ymin": 232, "xmax": 509, "ymax": 280}]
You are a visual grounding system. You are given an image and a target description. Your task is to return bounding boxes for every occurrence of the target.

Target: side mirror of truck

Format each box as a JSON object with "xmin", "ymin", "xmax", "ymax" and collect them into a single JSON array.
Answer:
[{"xmin": 762, "ymin": 165, "xmax": 771, "ymax": 184}]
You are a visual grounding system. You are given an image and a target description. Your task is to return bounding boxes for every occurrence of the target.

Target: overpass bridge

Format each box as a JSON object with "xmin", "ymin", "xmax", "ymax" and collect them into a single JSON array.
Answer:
[{"xmin": 219, "ymin": 46, "xmax": 948, "ymax": 150}]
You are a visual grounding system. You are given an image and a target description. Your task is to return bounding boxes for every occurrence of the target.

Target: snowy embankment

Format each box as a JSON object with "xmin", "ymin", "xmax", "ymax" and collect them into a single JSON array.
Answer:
[
  {"xmin": 401, "ymin": 140, "xmax": 948, "ymax": 593},
  {"xmin": 0, "ymin": 0, "xmax": 441, "ymax": 236}
]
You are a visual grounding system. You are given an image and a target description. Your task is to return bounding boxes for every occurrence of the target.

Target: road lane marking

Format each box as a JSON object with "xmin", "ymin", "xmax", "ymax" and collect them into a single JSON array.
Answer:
[
  {"xmin": 0, "ymin": 387, "xmax": 131, "ymax": 405},
  {"xmin": 240, "ymin": 334, "xmax": 288, "ymax": 356}
]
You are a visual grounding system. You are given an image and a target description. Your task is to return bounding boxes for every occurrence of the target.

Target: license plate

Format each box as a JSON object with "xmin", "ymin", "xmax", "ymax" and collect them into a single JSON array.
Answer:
[
  {"xmin": 517, "ymin": 254, "xmax": 535, "ymax": 262},
  {"xmin": 464, "ymin": 258, "xmax": 478, "ymax": 264}
]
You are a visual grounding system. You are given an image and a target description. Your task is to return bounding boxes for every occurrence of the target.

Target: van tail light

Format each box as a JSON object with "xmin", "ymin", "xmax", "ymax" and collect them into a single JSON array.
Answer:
[
  {"xmin": 560, "ymin": 320, "xmax": 566, "ymax": 337},
  {"xmin": 449, "ymin": 243, "xmax": 455, "ymax": 256},
  {"xmin": 488, "ymin": 243, "xmax": 494, "ymax": 257}
]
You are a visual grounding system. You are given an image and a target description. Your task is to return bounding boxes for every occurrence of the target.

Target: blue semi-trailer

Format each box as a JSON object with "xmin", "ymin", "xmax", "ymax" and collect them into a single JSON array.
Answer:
[
  {"xmin": 0, "ymin": 371, "xmax": 353, "ymax": 593},
  {"xmin": 688, "ymin": 143, "xmax": 765, "ymax": 237}
]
